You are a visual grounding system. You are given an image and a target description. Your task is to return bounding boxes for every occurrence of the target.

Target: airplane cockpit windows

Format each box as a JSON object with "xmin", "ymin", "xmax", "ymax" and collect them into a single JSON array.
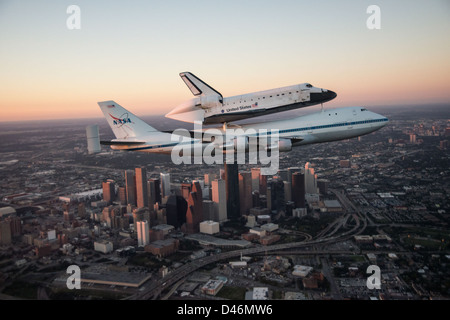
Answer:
[
  {"xmin": 361, "ymin": 108, "xmax": 368, "ymax": 111},
  {"xmin": 305, "ymin": 84, "xmax": 313, "ymax": 88}
]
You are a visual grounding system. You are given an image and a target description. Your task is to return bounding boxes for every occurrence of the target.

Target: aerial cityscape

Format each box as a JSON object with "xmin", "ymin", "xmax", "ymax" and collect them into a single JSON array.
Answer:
[
  {"xmin": 0, "ymin": 104, "xmax": 448, "ymax": 301},
  {"xmin": 1, "ymin": 1, "xmax": 449, "ymax": 311}
]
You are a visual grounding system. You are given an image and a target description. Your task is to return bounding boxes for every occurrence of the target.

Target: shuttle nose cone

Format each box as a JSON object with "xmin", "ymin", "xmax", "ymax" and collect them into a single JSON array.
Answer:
[
  {"xmin": 322, "ymin": 89, "xmax": 337, "ymax": 101},
  {"xmin": 310, "ymin": 89, "xmax": 337, "ymax": 104}
]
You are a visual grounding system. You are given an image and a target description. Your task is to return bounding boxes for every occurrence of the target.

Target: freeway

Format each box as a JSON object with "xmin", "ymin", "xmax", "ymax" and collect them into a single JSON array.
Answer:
[{"xmin": 128, "ymin": 188, "xmax": 367, "ymax": 300}]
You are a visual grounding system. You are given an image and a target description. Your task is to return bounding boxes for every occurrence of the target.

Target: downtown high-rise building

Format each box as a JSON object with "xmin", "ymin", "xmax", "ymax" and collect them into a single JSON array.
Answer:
[
  {"xmin": 304, "ymin": 162, "xmax": 318, "ymax": 194},
  {"xmin": 292, "ymin": 171, "xmax": 306, "ymax": 208},
  {"xmin": 102, "ymin": 179, "xmax": 116, "ymax": 204},
  {"xmin": 225, "ymin": 163, "xmax": 240, "ymax": 220},
  {"xmin": 137, "ymin": 220, "xmax": 150, "ymax": 247},
  {"xmin": 125, "ymin": 170, "xmax": 137, "ymax": 206},
  {"xmin": 211, "ymin": 179, "xmax": 227, "ymax": 222},
  {"xmin": 251, "ymin": 168, "xmax": 261, "ymax": 193},
  {"xmin": 287, "ymin": 167, "xmax": 302, "ymax": 185},
  {"xmin": 166, "ymin": 194, "xmax": 187, "ymax": 229},
  {"xmin": 160, "ymin": 173, "xmax": 171, "ymax": 199},
  {"xmin": 267, "ymin": 178, "xmax": 285, "ymax": 213},
  {"xmin": 147, "ymin": 178, "xmax": 161, "ymax": 210},
  {"xmin": 181, "ymin": 183, "xmax": 192, "ymax": 201},
  {"xmin": 239, "ymin": 171, "xmax": 253, "ymax": 216},
  {"xmin": 118, "ymin": 186, "xmax": 127, "ymax": 205},
  {"xmin": 185, "ymin": 181, "xmax": 203, "ymax": 234},
  {"xmin": 135, "ymin": 167, "xmax": 148, "ymax": 209}
]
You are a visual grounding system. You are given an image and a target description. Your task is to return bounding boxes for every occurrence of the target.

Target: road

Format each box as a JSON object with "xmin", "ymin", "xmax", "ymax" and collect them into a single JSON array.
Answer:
[{"xmin": 129, "ymin": 191, "xmax": 368, "ymax": 300}]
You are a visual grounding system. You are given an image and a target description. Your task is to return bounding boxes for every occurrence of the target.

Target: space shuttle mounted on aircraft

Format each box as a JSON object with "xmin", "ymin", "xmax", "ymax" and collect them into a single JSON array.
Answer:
[
  {"xmin": 165, "ymin": 72, "xmax": 337, "ymax": 125},
  {"xmin": 97, "ymin": 100, "xmax": 388, "ymax": 155}
]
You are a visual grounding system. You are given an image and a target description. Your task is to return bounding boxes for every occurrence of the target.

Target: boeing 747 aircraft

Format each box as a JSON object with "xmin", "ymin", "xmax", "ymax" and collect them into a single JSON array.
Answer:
[
  {"xmin": 98, "ymin": 101, "xmax": 388, "ymax": 154},
  {"xmin": 165, "ymin": 72, "xmax": 337, "ymax": 124}
]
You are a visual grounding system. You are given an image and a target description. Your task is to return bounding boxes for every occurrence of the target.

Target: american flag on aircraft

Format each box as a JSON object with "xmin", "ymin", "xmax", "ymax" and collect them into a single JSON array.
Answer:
[
  {"xmin": 252, "ymin": 102, "xmax": 258, "ymax": 108},
  {"xmin": 107, "ymin": 104, "xmax": 115, "ymax": 108}
]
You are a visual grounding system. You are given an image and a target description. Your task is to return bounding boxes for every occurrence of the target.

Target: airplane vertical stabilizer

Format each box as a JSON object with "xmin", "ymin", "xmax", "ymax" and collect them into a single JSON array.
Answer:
[{"xmin": 98, "ymin": 100, "xmax": 158, "ymax": 140}]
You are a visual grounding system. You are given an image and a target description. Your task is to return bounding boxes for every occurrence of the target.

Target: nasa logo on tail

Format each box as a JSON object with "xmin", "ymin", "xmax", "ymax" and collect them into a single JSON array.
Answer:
[{"xmin": 109, "ymin": 112, "xmax": 133, "ymax": 126}]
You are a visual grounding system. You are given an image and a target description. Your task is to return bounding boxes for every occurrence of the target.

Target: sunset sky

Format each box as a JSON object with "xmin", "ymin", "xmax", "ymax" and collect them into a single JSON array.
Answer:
[{"xmin": 1, "ymin": 0, "xmax": 449, "ymax": 121}]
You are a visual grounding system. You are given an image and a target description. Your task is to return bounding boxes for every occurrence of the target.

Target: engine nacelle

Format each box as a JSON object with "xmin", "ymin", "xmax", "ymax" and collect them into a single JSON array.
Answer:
[{"xmin": 266, "ymin": 138, "xmax": 292, "ymax": 152}]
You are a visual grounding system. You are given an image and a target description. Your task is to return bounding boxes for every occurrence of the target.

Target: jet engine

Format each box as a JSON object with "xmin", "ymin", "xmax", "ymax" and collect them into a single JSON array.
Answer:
[{"xmin": 266, "ymin": 138, "xmax": 292, "ymax": 152}]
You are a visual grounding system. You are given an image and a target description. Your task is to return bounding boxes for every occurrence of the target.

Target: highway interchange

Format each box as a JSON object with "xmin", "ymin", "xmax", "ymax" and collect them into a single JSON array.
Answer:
[{"xmin": 129, "ymin": 189, "xmax": 368, "ymax": 300}]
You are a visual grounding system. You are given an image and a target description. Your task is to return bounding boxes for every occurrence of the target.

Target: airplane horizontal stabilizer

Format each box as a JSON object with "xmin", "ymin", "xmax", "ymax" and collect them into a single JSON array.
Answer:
[{"xmin": 100, "ymin": 140, "xmax": 146, "ymax": 146}]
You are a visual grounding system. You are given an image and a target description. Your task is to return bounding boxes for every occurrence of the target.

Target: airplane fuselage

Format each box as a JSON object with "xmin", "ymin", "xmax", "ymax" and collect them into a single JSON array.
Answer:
[{"xmin": 110, "ymin": 106, "xmax": 388, "ymax": 154}]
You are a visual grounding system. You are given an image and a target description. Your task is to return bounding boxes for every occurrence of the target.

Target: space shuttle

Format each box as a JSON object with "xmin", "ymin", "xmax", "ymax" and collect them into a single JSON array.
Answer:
[{"xmin": 165, "ymin": 72, "xmax": 337, "ymax": 125}]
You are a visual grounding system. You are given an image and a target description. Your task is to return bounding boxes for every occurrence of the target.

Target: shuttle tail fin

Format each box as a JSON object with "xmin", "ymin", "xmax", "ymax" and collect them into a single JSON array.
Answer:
[
  {"xmin": 98, "ymin": 101, "xmax": 158, "ymax": 140},
  {"xmin": 179, "ymin": 72, "xmax": 223, "ymax": 99}
]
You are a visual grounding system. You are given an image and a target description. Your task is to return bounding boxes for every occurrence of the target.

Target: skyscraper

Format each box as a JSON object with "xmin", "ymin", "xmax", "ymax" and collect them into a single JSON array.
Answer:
[
  {"xmin": 225, "ymin": 163, "xmax": 240, "ymax": 220},
  {"xmin": 160, "ymin": 173, "xmax": 171, "ymax": 198},
  {"xmin": 118, "ymin": 186, "xmax": 127, "ymax": 205},
  {"xmin": 267, "ymin": 178, "xmax": 285, "ymax": 213},
  {"xmin": 259, "ymin": 174, "xmax": 267, "ymax": 196},
  {"xmin": 181, "ymin": 183, "xmax": 192, "ymax": 201},
  {"xmin": 211, "ymin": 179, "xmax": 227, "ymax": 222},
  {"xmin": 135, "ymin": 167, "xmax": 148, "ymax": 209},
  {"xmin": 125, "ymin": 170, "xmax": 137, "ymax": 206},
  {"xmin": 283, "ymin": 181, "xmax": 292, "ymax": 202},
  {"xmin": 137, "ymin": 220, "xmax": 149, "ymax": 247},
  {"xmin": 287, "ymin": 167, "xmax": 302, "ymax": 185},
  {"xmin": 102, "ymin": 179, "xmax": 116, "ymax": 204},
  {"xmin": 292, "ymin": 171, "xmax": 305, "ymax": 208},
  {"xmin": 304, "ymin": 162, "xmax": 318, "ymax": 194},
  {"xmin": 147, "ymin": 178, "xmax": 161, "ymax": 210},
  {"xmin": 239, "ymin": 171, "xmax": 253, "ymax": 216},
  {"xmin": 251, "ymin": 168, "xmax": 261, "ymax": 193},
  {"xmin": 317, "ymin": 179, "xmax": 330, "ymax": 195},
  {"xmin": 185, "ymin": 181, "xmax": 203, "ymax": 234},
  {"xmin": 165, "ymin": 194, "xmax": 187, "ymax": 228}
]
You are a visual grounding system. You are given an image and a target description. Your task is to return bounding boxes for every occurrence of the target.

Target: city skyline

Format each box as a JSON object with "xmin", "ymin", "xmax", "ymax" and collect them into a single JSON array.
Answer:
[
  {"xmin": 0, "ymin": 105, "xmax": 448, "ymax": 301},
  {"xmin": 0, "ymin": 1, "xmax": 449, "ymax": 304},
  {"xmin": 1, "ymin": 1, "xmax": 450, "ymax": 121}
]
